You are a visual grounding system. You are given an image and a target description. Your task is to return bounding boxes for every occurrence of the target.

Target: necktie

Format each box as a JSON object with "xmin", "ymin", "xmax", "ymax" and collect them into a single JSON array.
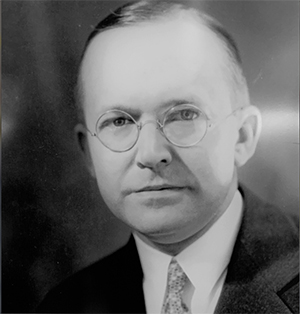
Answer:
[{"xmin": 161, "ymin": 258, "xmax": 190, "ymax": 314}]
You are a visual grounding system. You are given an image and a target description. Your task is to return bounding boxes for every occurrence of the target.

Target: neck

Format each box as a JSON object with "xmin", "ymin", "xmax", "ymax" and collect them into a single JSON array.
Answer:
[{"xmin": 136, "ymin": 177, "xmax": 238, "ymax": 256}]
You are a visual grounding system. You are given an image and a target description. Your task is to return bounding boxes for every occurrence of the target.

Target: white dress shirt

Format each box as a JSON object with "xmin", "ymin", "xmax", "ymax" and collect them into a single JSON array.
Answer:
[{"xmin": 133, "ymin": 190, "xmax": 243, "ymax": 314}]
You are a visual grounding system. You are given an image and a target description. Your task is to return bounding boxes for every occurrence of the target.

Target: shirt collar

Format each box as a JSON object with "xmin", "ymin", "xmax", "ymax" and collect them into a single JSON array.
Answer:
[{"xmin": 176, "ymin": 190, "xmax": 243, "ymax": 292}]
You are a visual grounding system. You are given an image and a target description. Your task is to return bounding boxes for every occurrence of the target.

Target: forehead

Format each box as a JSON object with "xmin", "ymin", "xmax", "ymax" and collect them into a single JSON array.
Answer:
[{"xmin": 81, "ymin": 16, "xmax": 230, "ymax": 117}]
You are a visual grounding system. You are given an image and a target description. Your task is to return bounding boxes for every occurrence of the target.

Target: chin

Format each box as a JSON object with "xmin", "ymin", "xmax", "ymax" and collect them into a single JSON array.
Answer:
[{"xmin": 134, "ymin": 217, "xmax": 191, "ymax": 241}]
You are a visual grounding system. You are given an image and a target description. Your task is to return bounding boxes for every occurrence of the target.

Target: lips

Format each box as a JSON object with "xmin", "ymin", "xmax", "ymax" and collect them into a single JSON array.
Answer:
[
  {"xmin": 122, "ymin": 183, "xmax": 190, "ymax": 197},
  {"xmin": 136, "ymin": 185, "xmax": 185, "ymax": 193}
]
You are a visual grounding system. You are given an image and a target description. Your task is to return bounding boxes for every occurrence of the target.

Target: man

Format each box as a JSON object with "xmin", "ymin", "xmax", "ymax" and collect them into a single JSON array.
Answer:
[{"xmin": 37, "ymin": 1, "xmax": 299, "ymax": 313}]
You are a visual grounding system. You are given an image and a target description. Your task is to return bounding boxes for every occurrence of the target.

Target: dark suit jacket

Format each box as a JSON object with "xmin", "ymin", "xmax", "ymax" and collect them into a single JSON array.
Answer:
[{"xmin": 37, "ymin": 186, "xmax": 299, "ymax": 313}]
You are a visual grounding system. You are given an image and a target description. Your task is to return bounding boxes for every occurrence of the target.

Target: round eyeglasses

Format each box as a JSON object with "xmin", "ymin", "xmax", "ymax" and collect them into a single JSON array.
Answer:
[{"xmin": 86, "ymin": 104, "xmax": 240, "ymax": 152}]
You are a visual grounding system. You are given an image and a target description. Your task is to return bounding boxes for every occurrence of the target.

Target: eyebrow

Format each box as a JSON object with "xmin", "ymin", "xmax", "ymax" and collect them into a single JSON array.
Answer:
[
  {"xmin": 97, "ymin": 97, "xmax": 203, "ymax": 117},
  {"xmin": 161, "ymin": 98, "xmax": 199, "ymax": 109},
  {"xmin": 96, "ymin": 105, "xmax": 141, "ymax": 118}
]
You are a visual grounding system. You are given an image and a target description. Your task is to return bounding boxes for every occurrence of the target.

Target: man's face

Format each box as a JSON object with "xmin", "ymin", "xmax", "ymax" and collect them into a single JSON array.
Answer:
[{"xmin": 80, "ymin": 18, "xmax": 241, "ymax": 245}]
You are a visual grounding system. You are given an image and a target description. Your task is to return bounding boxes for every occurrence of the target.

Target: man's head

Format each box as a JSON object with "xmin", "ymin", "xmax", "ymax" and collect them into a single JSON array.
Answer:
[{"xmin": 75, "ymin": 1, "xmax": 261, "ymax": 251}]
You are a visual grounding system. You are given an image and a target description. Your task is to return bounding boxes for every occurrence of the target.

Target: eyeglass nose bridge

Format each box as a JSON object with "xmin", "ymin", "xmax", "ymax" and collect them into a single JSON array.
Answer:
[
  {"xmin": 136, "ymin": 119, "xmax": 166, "ymax": 142},
  {"xmin": 137, "ymin": 119, "xmax": 164, "ymax": 131}
]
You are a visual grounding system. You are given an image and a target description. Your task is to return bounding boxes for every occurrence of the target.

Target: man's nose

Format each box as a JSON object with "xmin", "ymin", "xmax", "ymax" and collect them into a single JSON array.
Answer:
[{"xmin": 135, "ymin": 121, "xmax": 172, "ymax": 170}]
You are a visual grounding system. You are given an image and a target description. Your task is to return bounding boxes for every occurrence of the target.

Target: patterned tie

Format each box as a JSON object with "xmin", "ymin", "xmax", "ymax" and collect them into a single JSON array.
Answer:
[{"xmin": 161, "ymin": 258, "xmax": 190, "ymax": 314}]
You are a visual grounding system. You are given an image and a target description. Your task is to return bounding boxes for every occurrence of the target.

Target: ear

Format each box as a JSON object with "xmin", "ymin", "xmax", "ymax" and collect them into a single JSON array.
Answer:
[
  {"xmin": 234, "ymin": 105, "xmax": 262, "ymax": 167},
  {"xmin": 74, "ymin": 123, "xmax": 96, "ymax": 177}
]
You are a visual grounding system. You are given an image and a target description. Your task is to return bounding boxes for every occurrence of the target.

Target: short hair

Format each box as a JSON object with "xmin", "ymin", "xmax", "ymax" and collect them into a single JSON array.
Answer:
[{"xmin": 75, "ymin": 0, "xmax": 250, "ymax": 123}]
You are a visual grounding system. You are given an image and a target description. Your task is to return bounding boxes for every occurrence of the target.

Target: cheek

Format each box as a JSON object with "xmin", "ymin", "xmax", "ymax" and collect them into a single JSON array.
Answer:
[
  {"xmin": 89, "ymin": 139, "xmax": 122, "ymax": 176},
  {"xmin": 89, "ymin": 144, "xmax": 124, "ymax": 203},
  {"xmin": 200, "ymin": 128, "xmax": 236, "ymax": 184}
]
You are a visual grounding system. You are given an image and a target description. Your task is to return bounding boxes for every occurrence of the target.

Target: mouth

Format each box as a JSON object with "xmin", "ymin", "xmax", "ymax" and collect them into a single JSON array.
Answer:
[
  {"xmin": 123, "ymin": 184, "xmax": 189, "ymax": 207},
  {"xmin": 135, "ymin": 185, "xmax": 186, "ymax": 193}
]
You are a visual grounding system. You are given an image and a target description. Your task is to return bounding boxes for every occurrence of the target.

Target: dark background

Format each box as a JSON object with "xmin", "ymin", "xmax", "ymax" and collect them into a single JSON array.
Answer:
[{"xmin": 2, "ymin": 0, "xmax": 299, "ymax": 312}]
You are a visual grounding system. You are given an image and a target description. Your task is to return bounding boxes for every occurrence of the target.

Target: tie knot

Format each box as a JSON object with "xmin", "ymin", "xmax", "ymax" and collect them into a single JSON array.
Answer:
[{"xmin": 167, "ymin": 258, "xmax": 188, "ymax": 293}]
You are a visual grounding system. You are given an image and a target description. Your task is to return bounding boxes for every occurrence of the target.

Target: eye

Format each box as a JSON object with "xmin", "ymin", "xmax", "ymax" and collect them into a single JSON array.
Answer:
[
  {"xmin": 97, "ymin": 111, "xmax": 135, "ymax": 132},
  {"xmin": 104, "ymin": 116, "xmax": 134, "ymax": 128},
  {"xmin": 165, "ymin": 107, "xmax": 200, "ymax": 123},
  {"xmin": 180, "ymin": 109, "xmax": 198, "ymax": 120},
  {"xmin": 113, "ymin": 117, "xmax": 129, "ymax": 127}
]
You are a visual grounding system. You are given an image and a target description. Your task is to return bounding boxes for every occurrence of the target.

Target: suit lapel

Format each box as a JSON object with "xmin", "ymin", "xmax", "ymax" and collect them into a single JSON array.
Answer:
[
  {"xmin": 215, "ymin": 240, "xmax": 291, "ymax": 313},
  {"xmin": 215, "ymin": 186, "xmax": 297, "ymax": 313},
  {"xmin": 109, "ymin": 236, "xmax": 146, "ymax": 313}
]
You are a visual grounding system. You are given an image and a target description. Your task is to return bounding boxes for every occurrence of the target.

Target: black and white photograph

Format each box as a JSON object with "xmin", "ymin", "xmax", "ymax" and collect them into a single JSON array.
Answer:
[{"xmin": 2, "ymin": 1, "xmax": 299, "ymax": 313}]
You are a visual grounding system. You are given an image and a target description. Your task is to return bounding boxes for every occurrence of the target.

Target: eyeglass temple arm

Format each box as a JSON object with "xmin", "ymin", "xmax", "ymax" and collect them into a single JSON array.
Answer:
[
  {"xmin": 207, "ymin": 107, "xmax": 243, "ymax": 129},
  {"xmin": 84, "ymin": 125, "xmax": 97, "ymax": 137}
]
